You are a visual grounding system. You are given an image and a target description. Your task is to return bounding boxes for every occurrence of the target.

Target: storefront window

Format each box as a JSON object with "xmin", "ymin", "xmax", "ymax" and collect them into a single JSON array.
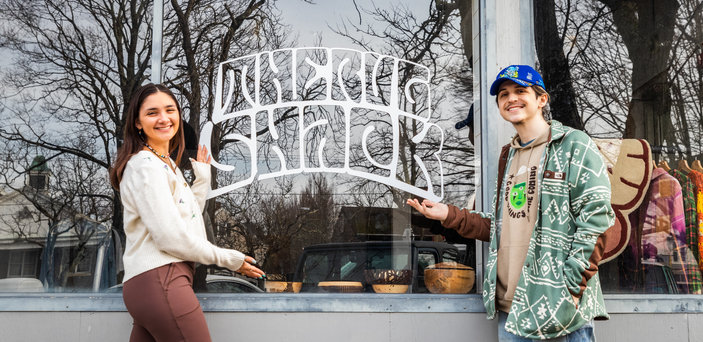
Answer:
[
  {"xmin": 6, "ymin": 0, "xmax": 697, "ymax": 302},
  {"xmin": 0, "ymin": 0, "xmax": 476, "ymax": 295},
  {"xmin": 538, "ymin": 0, "xmax": 703, "ymax": 294}
]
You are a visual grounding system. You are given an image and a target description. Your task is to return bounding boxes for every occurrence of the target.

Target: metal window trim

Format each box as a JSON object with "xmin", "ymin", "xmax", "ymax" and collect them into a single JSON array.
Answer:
[{"xmin": 150, "ymin": 0, "xmax": 164, "ymax": 84}]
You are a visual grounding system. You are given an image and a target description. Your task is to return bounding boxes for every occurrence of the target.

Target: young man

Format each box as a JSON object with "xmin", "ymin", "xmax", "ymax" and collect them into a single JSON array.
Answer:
[{"xmin": 408, "ymin": 65, "xmax": 614, "ymax": 341}]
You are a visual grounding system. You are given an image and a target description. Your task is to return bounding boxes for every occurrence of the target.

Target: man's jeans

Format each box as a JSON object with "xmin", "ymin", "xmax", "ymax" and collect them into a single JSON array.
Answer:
[{"xmin": 497, "ymin": 311, "xmax": 596, "ymax": 341}]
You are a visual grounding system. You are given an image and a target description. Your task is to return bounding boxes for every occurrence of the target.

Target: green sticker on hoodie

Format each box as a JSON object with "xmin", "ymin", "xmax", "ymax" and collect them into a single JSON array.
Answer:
[{"xmin": 509, "ymin": 182, "xmax": 526, "ymax": 209}]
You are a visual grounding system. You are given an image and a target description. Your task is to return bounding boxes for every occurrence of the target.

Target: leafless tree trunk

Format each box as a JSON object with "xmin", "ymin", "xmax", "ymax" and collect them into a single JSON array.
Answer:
[
  {"xmin": 534, "ymin": 0, "xmax": 584, "ymax": 130},
  {"xmin": 598, "ymin": 0, "xmax": 680, "ymax": 146}
]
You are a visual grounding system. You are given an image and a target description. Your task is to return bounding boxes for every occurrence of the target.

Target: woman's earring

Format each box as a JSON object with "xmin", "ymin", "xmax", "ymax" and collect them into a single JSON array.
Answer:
[{"xmin": 138, "ymin": 129, "xmax": 144, "ymax": 138}]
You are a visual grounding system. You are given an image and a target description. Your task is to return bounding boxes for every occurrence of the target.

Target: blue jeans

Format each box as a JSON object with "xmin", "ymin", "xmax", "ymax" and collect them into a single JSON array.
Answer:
[{"xmin": 497, "ymin": 311, "xmax": 595, "ymax": 341}]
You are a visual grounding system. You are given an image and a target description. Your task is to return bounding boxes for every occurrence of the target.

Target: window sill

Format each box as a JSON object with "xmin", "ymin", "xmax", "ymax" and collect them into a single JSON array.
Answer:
[{"xmin": 1, "ymin": 293, "xmax": 702, "ymax": 313}]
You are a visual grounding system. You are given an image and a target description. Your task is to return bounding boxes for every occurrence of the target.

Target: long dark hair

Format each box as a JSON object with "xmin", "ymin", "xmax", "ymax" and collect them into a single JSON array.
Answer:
[{"xmin": 109, "ymin": 83, "xmax": 186, "ymax": 190}]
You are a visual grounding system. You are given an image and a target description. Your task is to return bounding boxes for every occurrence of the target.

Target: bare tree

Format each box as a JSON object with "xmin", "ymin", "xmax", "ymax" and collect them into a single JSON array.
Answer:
[
  {"xmin": 668, "ymin": 0, "xmax": 703, "ymax": 159},
  {"xmin": 552, "ymin": 1, "xmax": 632, "ymax": 136},
  {"xmin": 161, "ymin": 0, "xmax": 274, "ymax": 141},
  {"xmin": 540, "ymin": 0, "xmax": 683, "ymax": 144},
  {"xmin": 597, "ymin": 0, "xmax": 680, "ymax": 146},
  {"xmin": 333, "ymin": 0, "xmax": 476, "ymax": 207},
  {"xmin": 0, "ymin": 140, "xmax": 112, "ymax": 289},
  {"xmin": 214, "ymin": 175, "xmax": 336, "ymax": 277},
  {"xmin": 541, "ymin": 0, "xmax": 703, "ymax": 161},
  {"xmin": 0, "ymin": 0, "xmax": 154, "ymax": 240},
  {"xmin": 534, "ymin": 0, "xmax": 584, "ymax": 130}
]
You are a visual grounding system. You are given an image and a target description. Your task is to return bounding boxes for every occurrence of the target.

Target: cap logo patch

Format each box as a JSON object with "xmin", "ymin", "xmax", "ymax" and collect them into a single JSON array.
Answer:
[
  {"xmin": 490, "ymin": 65, "xmax": 545, "ymax": 96},
  {"xmin": 501, "ymin": 66, "xmax": 519, "ymax": 78}
]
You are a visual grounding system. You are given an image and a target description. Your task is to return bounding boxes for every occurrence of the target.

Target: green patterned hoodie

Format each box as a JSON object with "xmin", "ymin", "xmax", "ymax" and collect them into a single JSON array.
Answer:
[{"xmin": 443, "ymin": 121, "xmax": 615, "ymax": 339}]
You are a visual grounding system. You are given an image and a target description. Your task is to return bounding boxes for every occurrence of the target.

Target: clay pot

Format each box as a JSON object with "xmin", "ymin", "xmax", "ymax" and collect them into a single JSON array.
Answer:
[
  {"xmin": 317, "ymin": 281, "xmax": 364, "ymax": 293},
  {"xmin": 424, "ymin": 262, "xmax": 475, "ymax": 294},
  {"xmin": 371, "ymin": 284, "xmax": 409, "ymax": 293},
  {"xmin": 264, "ymin": 281, "xmax": 302, "ymax": 293},
  {"xmin": 364, "ymin": 269, "xmax": 412, "ymax": 293}
]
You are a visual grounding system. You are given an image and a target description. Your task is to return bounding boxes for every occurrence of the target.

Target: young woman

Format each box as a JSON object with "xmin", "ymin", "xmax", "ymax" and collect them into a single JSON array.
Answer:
[{"xmin": 109, "ymin": 83, "xmax": 264, "ymax": 342}]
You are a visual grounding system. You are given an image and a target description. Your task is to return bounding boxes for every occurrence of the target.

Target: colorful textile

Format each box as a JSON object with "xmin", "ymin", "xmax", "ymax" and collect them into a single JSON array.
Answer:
[
  {"xmin": 631, "ymin": 168, "xmax": 698, "ymax": 294},
  {"xmin": 688, "ymin": 170, "xmax": 703, "ymax": 274},
  {"xmin": 669, "ymin": 169, "xmax": 703, "ymax": 293}
]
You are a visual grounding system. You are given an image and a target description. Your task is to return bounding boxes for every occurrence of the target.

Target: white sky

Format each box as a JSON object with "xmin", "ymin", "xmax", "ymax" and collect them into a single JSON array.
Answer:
[{"xmin": 276, "ymin": 0, "xmax": 431, "ymax": 48}]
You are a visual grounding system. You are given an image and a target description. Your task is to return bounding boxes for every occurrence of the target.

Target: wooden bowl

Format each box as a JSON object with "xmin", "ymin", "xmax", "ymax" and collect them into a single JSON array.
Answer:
[
  {"xmin": 424, "ymin": 262, "xmax": 475, "ymax": 294},
  {"xmin": 317, "ymin": 281, "xmax": 363, "ymax": 293},
  {"xmin": 371, "ymin": 284, "xmax": 409, "ymax": 293},
  {"xmin": 264, "ymin": 281, "xmax": 302, "ymax": 293}
]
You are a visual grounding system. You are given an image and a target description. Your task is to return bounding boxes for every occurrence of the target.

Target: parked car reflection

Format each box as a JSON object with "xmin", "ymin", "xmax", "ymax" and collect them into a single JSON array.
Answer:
[
  {"xmin": 204, "ymin": 274, "xmax": 263, "ymax": 293},
  {"xmin": 105, "ymin": 274, "xmax": 263, "ymax": 293}
]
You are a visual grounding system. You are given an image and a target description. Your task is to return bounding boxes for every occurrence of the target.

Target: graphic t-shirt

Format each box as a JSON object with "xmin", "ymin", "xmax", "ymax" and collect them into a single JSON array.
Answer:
[{"xmin": 496, "ymin": 127, "xmax": 550, "ymax": 313}]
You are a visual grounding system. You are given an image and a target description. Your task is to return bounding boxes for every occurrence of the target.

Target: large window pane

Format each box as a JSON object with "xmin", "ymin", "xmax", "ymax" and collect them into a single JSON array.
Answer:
[
  {"xmin": 539, "ymin": 0, "xmax": 703, "ymax": 294},
  {"xmin": 0, "ymin": 0, "xmax": 151, "ymax": 293},
  {"xmin": 0, "ymin": 0, "xmax": 477, "ymax": 295},
  {"xmin": 199, "ymin": 0, "xmax": 477, "ymax": 294}
]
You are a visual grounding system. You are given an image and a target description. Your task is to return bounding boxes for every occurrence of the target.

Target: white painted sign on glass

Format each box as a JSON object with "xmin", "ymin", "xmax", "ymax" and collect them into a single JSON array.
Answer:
[{"xmin": 200, "ymin": 47, "xmax": 445, "ymax": 201}]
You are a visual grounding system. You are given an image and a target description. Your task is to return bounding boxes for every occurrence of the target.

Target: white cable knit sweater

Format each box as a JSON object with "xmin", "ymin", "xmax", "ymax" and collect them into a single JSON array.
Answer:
[{"xmin": 120, "ymin": 151, "xmax": 244, "ymax": 283}]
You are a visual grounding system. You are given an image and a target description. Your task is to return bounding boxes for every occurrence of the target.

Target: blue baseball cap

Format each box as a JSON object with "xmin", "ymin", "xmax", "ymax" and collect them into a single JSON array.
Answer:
[{"xmin": 489, "ymin": 65, "xmax": 546, "ymax": 96}]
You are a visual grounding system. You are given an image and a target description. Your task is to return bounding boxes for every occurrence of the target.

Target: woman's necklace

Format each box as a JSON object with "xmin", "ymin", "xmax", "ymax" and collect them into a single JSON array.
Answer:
[
  {"xmin": 144, "ymin": 142, "xmax": 169, "ymax": 159},
  {"xmin": 145, "ymin": 142, "xmax": 176, "ymax": 173}
]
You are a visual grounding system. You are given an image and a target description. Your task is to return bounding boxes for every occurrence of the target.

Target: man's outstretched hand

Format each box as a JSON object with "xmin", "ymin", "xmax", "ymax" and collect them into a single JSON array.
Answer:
[{"xmin": 406, "ymin": 198, "xmax": 449, "ymax": 222}]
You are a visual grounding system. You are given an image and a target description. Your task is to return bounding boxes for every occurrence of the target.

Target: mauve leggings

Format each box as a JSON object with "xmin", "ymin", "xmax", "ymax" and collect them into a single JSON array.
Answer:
[{"xmin": 123, "ymin": 262, "xmax": 212, "ymax": 342}]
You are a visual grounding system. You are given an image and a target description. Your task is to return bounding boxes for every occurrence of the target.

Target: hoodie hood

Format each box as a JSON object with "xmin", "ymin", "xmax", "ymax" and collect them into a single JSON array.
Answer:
[{"xmin": 510, "ymin": 123, "xmax": 551, "ymax": 150}]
